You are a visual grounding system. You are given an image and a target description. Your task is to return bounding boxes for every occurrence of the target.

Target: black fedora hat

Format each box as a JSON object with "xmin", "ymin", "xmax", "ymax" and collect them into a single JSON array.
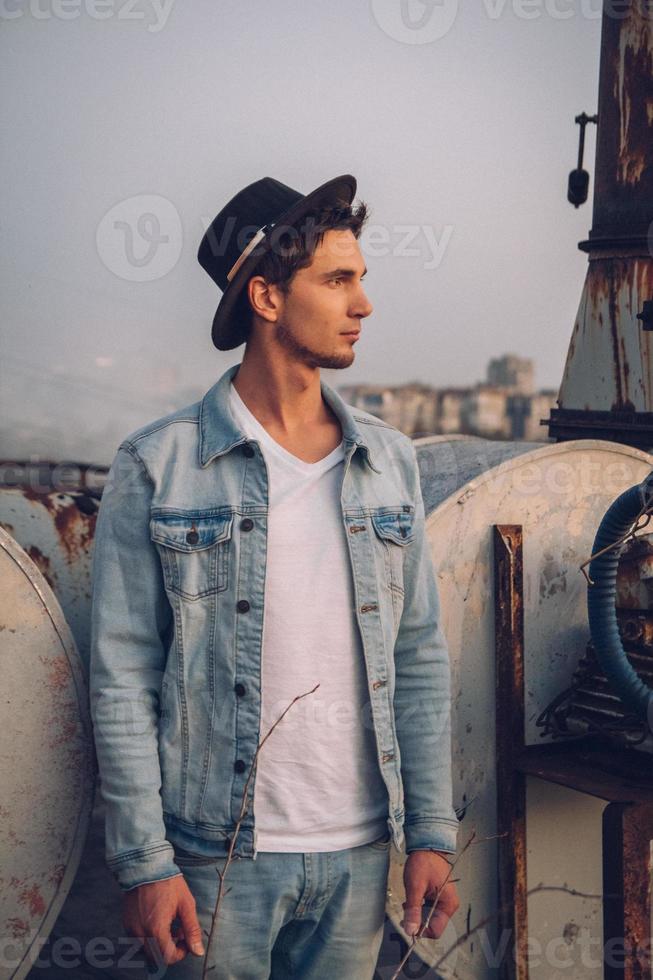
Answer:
[{"xmin": 197, "ymin": 174, "xmax": 357, "ymax": 351}]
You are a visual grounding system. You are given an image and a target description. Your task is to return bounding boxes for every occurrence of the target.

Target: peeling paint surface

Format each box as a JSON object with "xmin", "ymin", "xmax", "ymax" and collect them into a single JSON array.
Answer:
[
  {"xmin": 592, "ymin": 2, "xmax": 653, "ymax": 239},
  {"xmin": 614, "ymin": 6, "xmax": 653, "ymax": 188},
  {"xmin": 385, "ymin": 438, "xmax": 653, "ymax": 978},
  {"xmin": 0, "ymin": 488, "xmax": 99, "ymax": 671},
  {"xmin": 0, "ymin": 527, "xmax": 95, "ymax": 980},
  {"xmin": 558, "ymin": 257, "xmax": 653, "ymax": 413}
]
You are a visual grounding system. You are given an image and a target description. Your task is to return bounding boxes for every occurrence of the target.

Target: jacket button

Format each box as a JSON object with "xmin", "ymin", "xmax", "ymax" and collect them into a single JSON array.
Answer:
[
  {"xmin": 240, "ymin": 518, "xmax": 254, "ymax": 532},
  {"xmin": 234, "ymin": 759, "xmax": 247, "ymax": 774},
  {"xmin": 236, "ymin": 599, "xmax": 250, "ymax": 613},
  {"xmin": 186, "ymin": 530, "xmax": 199, "ymax": 544},
  {"xmin": 234, "ymin": 682, "xmax": 246, "ymax": 697},
  {"xmin": 243, "ymin": 444, "xmax": 255, "ymax": 458}
]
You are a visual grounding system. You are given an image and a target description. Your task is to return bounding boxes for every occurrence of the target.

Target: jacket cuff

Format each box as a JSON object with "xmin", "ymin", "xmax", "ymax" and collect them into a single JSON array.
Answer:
[
  {"xmin": 403, "ymin": 816, "xmax": 459, "ymax": 856},
  {"xmin": 108, "ymin": 841, "xmax": 183, "ymax": 892}
]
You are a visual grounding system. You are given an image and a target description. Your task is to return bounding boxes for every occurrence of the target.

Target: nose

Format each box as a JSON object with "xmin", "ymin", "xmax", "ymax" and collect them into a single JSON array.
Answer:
[{"xmin": 352, "ymin": 283, "xmax": 373, "ymax": 320}]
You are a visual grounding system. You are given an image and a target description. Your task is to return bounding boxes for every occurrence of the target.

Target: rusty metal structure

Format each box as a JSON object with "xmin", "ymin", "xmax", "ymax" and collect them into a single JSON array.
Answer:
[
  {"xmin": 0, "ymin": 466, "xmax": 107, "ymax": 978},
  {"xmin": 380, "ymin": 436, "xmax": 653, "ymax": 979},
  {"xmin": 548, "ymin": 0, "xmax": 653, "ymax": 447},
  {"xmin": 0, "ymin": 463, "xmax": 107, "ymax": 671},
  {"xmin": 539, "ymin": 533, "xmax": 653, "ymax": 747},
  {"xmin": 490, "ymin": 521, "xmax": 653, "ymax": 980},
  {"xmin": 0, "ymin": 527, "xmax": 95, "ymax": 980}
]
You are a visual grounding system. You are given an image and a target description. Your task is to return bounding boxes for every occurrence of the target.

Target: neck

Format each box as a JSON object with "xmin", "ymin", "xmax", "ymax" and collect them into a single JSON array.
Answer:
[{"xmin": 231, "ymin": 346, "xmax": 335, "ymax": 436}]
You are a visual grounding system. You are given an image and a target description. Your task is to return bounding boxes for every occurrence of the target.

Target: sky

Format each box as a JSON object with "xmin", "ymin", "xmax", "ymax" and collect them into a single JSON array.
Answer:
[{"xmin": 0, "ymin": 0, "xmax": 604, "ymax": 464}]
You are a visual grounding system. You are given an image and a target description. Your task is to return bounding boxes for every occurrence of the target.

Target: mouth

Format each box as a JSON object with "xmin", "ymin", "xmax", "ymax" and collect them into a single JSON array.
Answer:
[{"xmin": 341, "ymin": 330, "xmax": 361, "ymax": 340}]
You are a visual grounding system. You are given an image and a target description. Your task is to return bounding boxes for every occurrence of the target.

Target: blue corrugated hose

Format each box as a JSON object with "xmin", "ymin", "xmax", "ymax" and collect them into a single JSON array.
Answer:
[{"xmin": 587, "ymin": 472, "xmax": 653, "ymax": 725}]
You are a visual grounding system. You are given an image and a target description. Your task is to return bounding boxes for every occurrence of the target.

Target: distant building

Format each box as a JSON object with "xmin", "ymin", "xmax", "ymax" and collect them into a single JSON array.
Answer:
[
  {"xmin": 487, "ymin": 354, "xmax": 534, "ymax": 394},
  {"xmin": 435, "ymin": 390, "xmax": 466, "ymax": 435},
  {"xmin": 336, "ymin": 383, "xmax": 439, "ymax": 435},
  {"xmin": 338, "ymin": 355, "xmax": 557, "ymax": 442},
  {"xmin": 515, "ymin": 390, "xmax": 559, "ymax": 441},
  {"xmin": 461, "ymin": 386, "xmax": 511, "ymax": 439},
  {"xmin": 337, "ymin": 385, "xmax": 400, "ymax": 428}
]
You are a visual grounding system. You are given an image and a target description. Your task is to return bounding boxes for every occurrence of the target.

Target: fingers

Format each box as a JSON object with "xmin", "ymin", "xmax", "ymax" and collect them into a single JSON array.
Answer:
[
  {"xmin": 121, "ymin": 877, "xmax": 204, "ymax": 969},
  {"xmin": 401, "ymin": 884, "xmax": 461, "ymax": 941},
  {"xmin": 400, "ymin": 902, "xmax": 425, "ymax": 938},
  {"xmin": 403, "ymin": 865, "xmax": 425, "ymax": 905},
  {"xmin": 128, "ymin": 925, "xmax": 189, "ymax": 968},
  {"xmin": 402, "ymin": 863, "xmax": 428, "ymax": 937},
  {"xmin": 123, "ymin": 911, "xmax": 191, "ymax": 966},
  {"xmin": 144, "ymin": 931, "xmax": 184, "ymax": 968},
  {"xmin": 421, "ymin": 908, "xmax": 449, "ymax": 940},
  {"xmin": 400, "ymin": 901, "xmax": 449, "ymax": 940},
  {"xmin": 178, "ymin": 892, "xmax": 206, "ymax": 958}
]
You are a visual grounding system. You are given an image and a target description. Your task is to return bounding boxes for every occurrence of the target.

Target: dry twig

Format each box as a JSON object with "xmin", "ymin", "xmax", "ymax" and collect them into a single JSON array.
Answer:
[
  {"xmin": 200, "ymin": 682, "xmax": 320, "ymax": 978},
  {"xmin": 388, "ymin": 830, "xmax": 479, "ymax": 980},
  {"xmin": 389, "ymin": 826, "xmax": 605, "ymax": 980}
]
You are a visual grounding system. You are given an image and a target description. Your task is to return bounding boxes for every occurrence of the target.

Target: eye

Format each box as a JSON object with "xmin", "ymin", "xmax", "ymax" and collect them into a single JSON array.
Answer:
[{"xmin": 329, "ymin": 277, "xmax": 344, "ymax": 286}]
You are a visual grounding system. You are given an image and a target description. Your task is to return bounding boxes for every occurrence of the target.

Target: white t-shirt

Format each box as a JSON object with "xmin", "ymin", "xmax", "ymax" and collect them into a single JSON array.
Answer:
[{"xmin": 228, "ymin": 381, "xmax": 389, "ymax": 852}]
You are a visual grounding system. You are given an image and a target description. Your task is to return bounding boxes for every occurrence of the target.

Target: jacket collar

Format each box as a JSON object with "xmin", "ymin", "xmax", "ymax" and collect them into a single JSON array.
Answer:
[{"xmin": 199, "ymin": 362, "xmax": 380, "ymax": 472}]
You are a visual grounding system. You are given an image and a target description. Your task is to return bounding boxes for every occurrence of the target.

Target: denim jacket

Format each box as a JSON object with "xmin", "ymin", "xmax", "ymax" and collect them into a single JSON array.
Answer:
[{"xmin": 89, "ymin": 362, "xmax": 459, "ymax": 891}]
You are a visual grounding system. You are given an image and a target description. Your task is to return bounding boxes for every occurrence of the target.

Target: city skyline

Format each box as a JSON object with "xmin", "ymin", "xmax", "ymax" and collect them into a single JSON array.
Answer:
[{"xmin": 0, "ymin": 350, "xmax": 558, "ymax": 464}]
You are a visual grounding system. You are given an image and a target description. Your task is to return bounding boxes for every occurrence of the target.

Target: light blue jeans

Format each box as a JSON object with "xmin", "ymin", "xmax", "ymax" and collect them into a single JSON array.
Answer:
[{"xmin": 165, "ymin": 832, "xmax": 392, "ymax": 979}]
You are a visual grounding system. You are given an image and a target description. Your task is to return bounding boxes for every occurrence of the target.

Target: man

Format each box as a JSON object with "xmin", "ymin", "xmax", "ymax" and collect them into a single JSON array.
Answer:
[{"xmin": 90, "ymin": 174, "xmax": 460, "ymax": 979}]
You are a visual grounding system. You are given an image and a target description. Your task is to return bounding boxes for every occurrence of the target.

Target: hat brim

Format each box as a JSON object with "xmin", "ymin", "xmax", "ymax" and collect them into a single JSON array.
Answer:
[{"xmin": 211, "ymin": 174, "xmax": 357, "ymax": 351}]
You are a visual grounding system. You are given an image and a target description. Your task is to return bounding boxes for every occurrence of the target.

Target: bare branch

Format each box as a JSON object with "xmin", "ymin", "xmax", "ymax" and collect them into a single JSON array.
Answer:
[
  {"xmin": 388, "ymin": 830, "xmax": 477, "ymax": 980},
  {"xmin": 390, "ymin": 829, "xmax": 604, "ymax": 980},
  {"xmin": 200, "ymin": 683, "xmax": 320, "ymax": 978}
]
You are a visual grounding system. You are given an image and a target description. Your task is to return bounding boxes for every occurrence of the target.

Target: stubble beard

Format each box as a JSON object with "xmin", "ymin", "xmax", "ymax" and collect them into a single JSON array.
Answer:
[{"xmin": 275, "ymin": 320, "xmax": 354, "ymax": 371}]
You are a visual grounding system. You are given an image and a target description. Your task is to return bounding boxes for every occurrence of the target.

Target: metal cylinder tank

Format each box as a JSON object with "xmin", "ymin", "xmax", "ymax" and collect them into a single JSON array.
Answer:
[
  {"xmin": 0, "ymin": 465, "xmax": 106, "ymax": 673},
  {"xmin": 382, "ymin": 436, "xmax": 653, "ymax": 980},
  {"xmin": 0, "ymin": 527, "xmax": 95, "ymax": 980}
]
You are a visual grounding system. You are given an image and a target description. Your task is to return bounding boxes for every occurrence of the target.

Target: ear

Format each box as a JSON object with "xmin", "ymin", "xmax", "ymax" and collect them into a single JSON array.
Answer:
[{"xmin": 247, "ymin": 275, "xmax": 283, "ymax": 324}]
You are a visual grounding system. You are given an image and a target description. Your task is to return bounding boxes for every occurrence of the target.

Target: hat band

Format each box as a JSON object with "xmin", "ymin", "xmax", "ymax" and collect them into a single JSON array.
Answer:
[{"xmin": 226, "ymin": 222, "xmax": 275, "ymax": 284}]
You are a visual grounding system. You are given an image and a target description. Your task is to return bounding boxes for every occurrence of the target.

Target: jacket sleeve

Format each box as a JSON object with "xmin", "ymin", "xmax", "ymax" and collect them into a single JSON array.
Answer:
[
  {"xmin": 89, "ymin": 443, "xmax": 183, "ymax": 891},
  {"xmin": 393, "ymin": 442, "xmax": 459, "ymax": 856}
]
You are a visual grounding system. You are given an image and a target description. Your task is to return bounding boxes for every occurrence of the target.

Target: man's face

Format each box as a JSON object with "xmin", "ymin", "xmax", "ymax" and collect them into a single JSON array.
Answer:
[{"xmin": 271, "ymin": 228, "xmax": 373, "ymax": 370}]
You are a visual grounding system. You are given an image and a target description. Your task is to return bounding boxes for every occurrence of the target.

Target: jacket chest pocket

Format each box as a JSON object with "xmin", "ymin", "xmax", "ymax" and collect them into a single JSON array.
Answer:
[
  {"xmin": 150, "ymin": 511, "xmax": 234, "ymax": 601},
  {"xmin": 371, "ymin": 509, "xmax": 414, "ymax": 615}
]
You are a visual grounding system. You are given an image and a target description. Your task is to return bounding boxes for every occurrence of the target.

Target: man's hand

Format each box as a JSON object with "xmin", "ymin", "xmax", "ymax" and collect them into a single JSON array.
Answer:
[
  {"xmin": 123, "ymin": 874, "xmax": 205, "ymax": 967},
  {"xmin": 401, "ymin": 851, "xmax": 459, "ymax": 940}
]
